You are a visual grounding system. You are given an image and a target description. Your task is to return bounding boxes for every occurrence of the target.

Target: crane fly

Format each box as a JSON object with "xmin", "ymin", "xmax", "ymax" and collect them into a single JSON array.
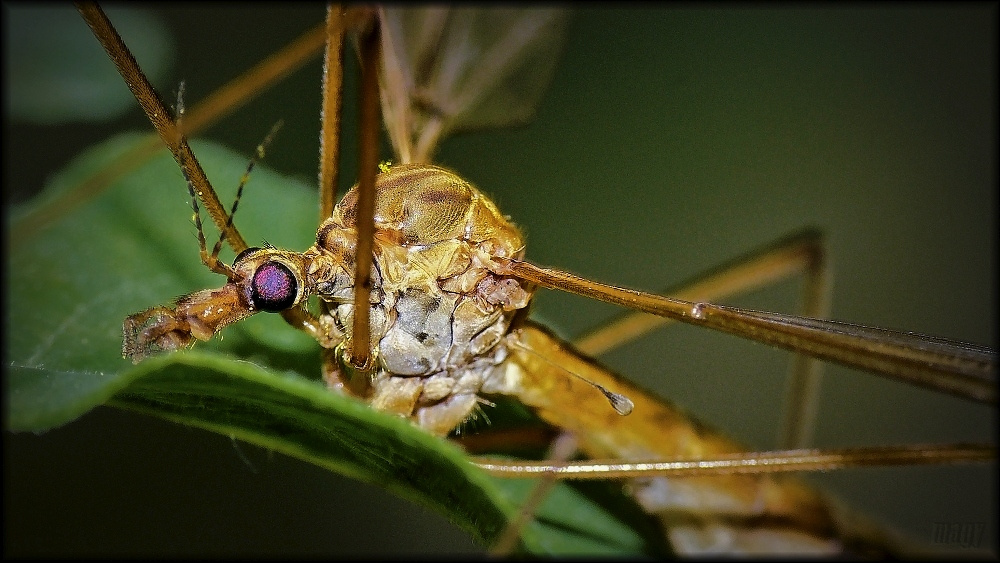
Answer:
[{"xmin": 6, "ymin": 4, "xmax": 996, "ymax": 556}]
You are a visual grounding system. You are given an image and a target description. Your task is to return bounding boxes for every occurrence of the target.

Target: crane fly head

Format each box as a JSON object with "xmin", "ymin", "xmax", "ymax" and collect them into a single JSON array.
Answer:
[{"xmin": 122, "ymin": 245, "xmax": 314, "ymax": 363}]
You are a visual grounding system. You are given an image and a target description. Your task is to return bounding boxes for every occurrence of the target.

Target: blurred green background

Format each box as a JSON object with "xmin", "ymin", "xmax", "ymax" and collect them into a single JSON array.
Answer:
[{"xmin": 5, "ymin": 5, "xmax": 995, "ymax": 556}]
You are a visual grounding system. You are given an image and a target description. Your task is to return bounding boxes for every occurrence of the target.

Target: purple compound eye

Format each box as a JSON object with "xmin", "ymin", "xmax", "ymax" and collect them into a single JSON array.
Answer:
[{"xmin": 250, "ymin": 261, "xmax": 297, "ymax": 312}]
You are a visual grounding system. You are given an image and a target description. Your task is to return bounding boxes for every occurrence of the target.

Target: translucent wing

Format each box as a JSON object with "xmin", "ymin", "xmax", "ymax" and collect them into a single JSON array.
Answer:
[{"xmin": 378, "ymin": 7, "xmax": 568, "ymax": 163}]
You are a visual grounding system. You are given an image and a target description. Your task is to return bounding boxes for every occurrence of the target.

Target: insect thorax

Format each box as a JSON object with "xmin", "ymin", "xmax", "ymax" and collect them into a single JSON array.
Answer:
[{"xmin": 308, "ymin": 163, "xmax": 533, "ymax": 433}]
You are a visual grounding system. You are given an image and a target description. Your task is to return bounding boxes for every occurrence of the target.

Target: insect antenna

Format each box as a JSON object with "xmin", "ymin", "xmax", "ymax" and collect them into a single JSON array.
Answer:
[
  {"xmin": 180, "ymin": 161, "xmax": 235, "ymax": 278},
  {"xmin": 171, "ymin": 81, "xmax": 233, "ymax": 279},
  {"xmin": 180, "ymin": 164, "xmax": 233, "ymax": 278},
  {"xmin": 207, "ymin": 120, "xmax": 285, "ymax": 265}
]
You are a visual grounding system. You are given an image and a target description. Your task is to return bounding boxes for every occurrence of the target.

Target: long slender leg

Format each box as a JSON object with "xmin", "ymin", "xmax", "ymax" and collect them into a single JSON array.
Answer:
[
  {"xmin": 319, "ymin": 4, "xmax": 345, "ymax": 222},
  {"xmin": 779, "ymin": 233, "xmax": 829, "ymax": 448},
  {"xmin": 480, "ymin": 231, "xmax": 831, "ymax": 551},
  {"xmin": 348, "ymin": 17, "xmax": 381, "ymax": 371},
  {"xmin": 506, "ymin": 256, "xmax": 995, "ymax": 402},
  {"xmin": 572, "ymin": 229, "xmax": 830, "ymax": 448},
  {"xmin": 574, "ymin": 229, "xmax": 826, "ymax": 356},
  {"xmin": 488, "ymin": 433, "xmax": 579, "ymax": 556},
  {"xmin": 76, "ymin": 2, "xmax": 247, "ymax": 253},
  {"xmin": 11, "ymin": 13, "xmax": 326, "ymax": 250},
  {"xmin": 286, "ymin": 7, "xmax": 378, "ymax": 361}
]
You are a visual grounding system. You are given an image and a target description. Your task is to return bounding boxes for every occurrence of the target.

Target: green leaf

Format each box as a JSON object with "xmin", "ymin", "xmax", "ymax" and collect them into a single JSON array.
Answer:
[
  {"xmin": 6, "ymin": 134, "xmax": 667, "ymax": 556},
  {"xmin": 104, "ymin": 351, "xmax": 513, "ymax": 548}
]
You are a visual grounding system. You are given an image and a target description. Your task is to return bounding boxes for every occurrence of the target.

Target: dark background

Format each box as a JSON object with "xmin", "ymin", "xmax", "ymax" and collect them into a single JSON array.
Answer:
[{"xmin": 6, "ymin": 5, "xmax": 996, "ymax": 556}]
